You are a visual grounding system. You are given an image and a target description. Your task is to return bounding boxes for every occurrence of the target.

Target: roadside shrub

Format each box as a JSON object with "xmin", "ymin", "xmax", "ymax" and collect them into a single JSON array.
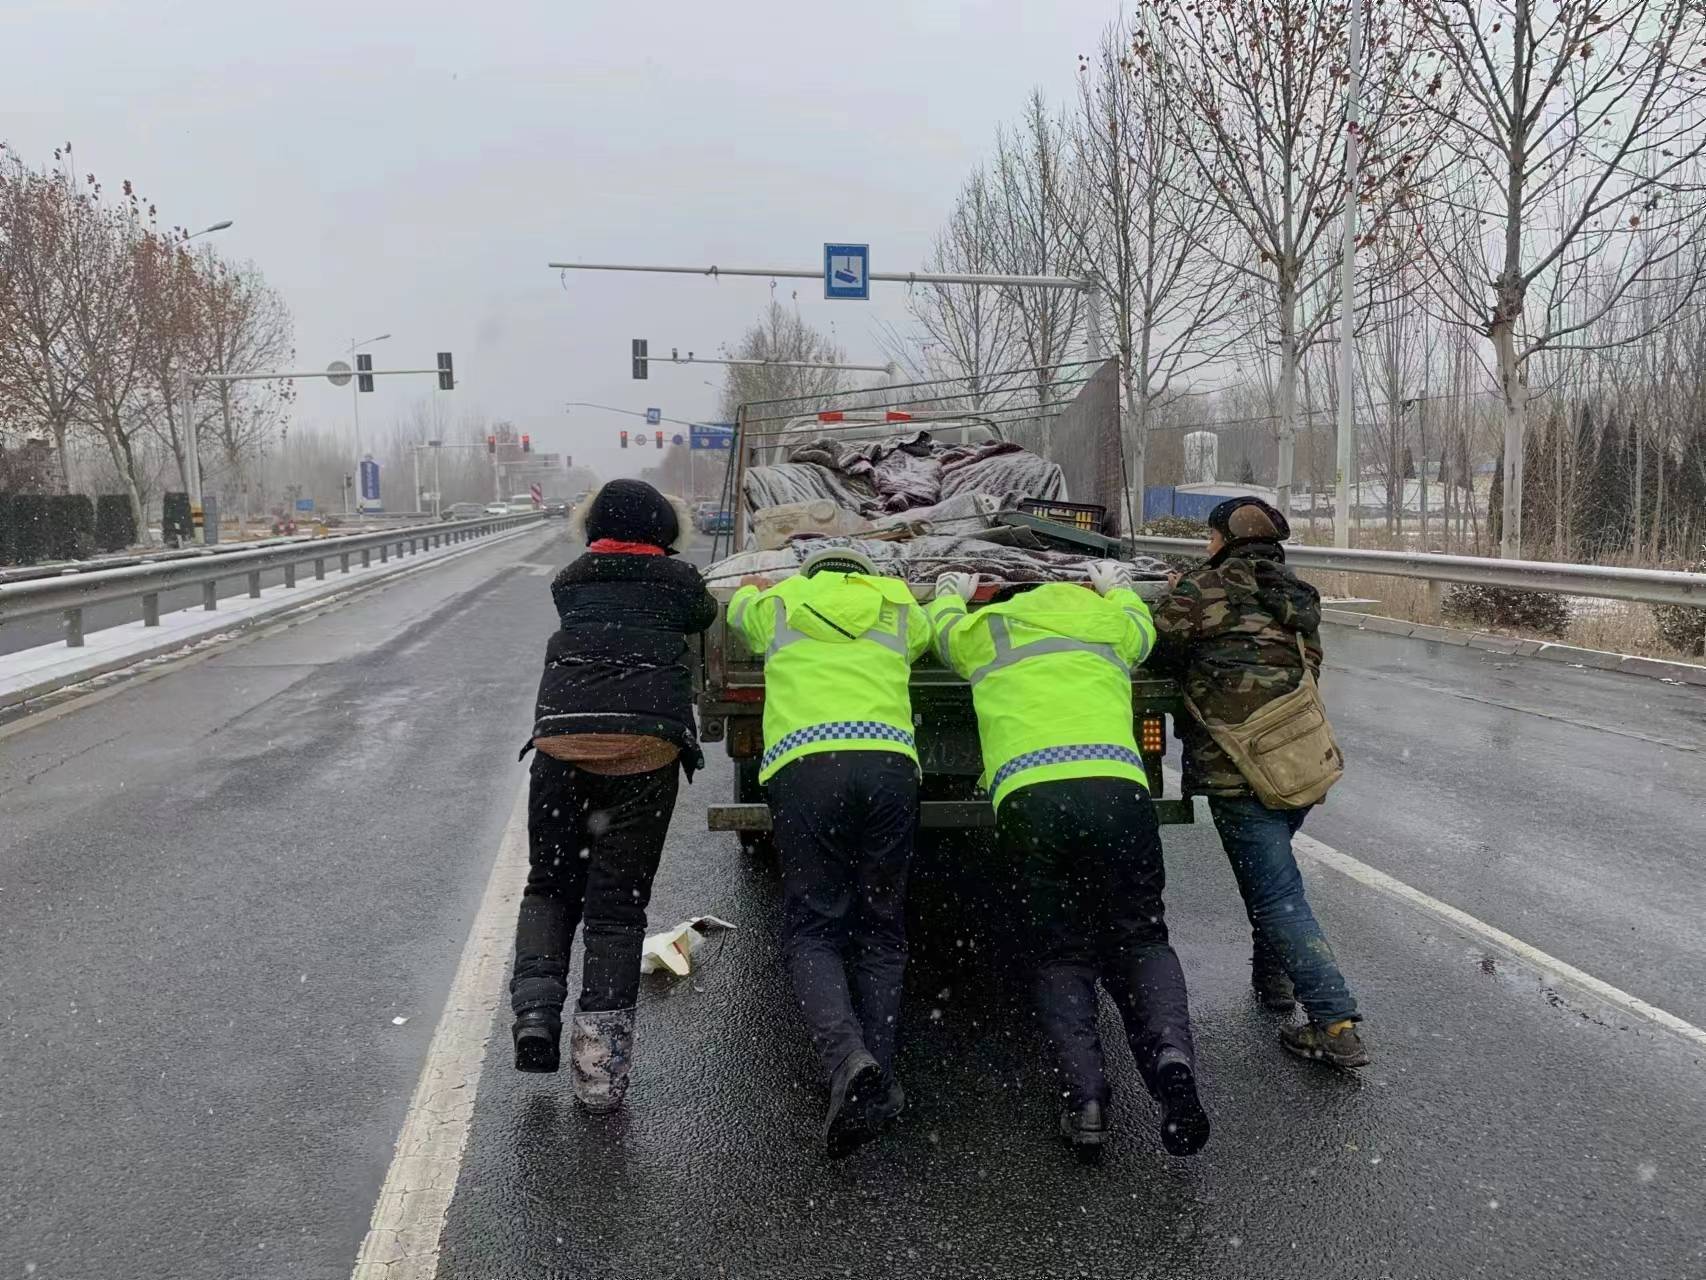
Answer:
[
  {"xmin": 1141, "ymin": 516, "xmax": 1210, "ymax": 540},
  {"xmin": 1652, "ymin": 544, "xmax": 1706, "ymax": 657},
  {"xmin": 1443, "ymin": 583, "xmax": 1571, "ymax": 637},
  {"xmin": 0, "ymin": 492, "xmax": 13, "ymax": 565},
  {"xmin": 95, "ymin": 494, "xmax": 137, "ymax": 552},
  {"xmin": 10, "ymin": 493, "xmax": 49, "ymax": 565},
  {"xmin": 46, "ymin": 493, "xmax": 96, "ymax": 560}
]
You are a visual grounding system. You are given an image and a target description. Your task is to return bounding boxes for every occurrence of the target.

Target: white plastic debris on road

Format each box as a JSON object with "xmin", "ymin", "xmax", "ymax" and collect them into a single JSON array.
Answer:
[{"xmin": 639, "ymin": 915, "xmax": 738, "ymax": 977}]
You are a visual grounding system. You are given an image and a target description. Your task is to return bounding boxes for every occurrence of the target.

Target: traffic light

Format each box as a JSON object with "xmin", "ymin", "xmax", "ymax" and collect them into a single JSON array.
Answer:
[
  {"xmin": 436, "ymin": 352, "xmax": 454, "ymax": 391},
  {"xmin": 620, "ymin": 430, "xmax": 629, "ymax": 449},
  {"xmin": 631, "ymin": 339, "xmax": 648, "ymax": 380},
  {"xmin": 521, "ymin": 434, "xmax": 531, "ymax": 453},
  {"xmin": 356, "ymin": 352, "xmax": 373, "ymax": 393},
  {"xmin": 486, "ymin": 435, "xmax": 496, "ymax": 455},
  {"xmin": 655, "ymin": 430, "xmax": 664, "ymax": 450}
]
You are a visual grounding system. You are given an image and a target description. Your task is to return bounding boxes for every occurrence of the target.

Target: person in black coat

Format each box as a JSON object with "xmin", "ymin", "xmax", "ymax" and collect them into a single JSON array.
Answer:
[{"xmin": 510, "ymin": 479, "xmax": 717, "ymax": 1112}]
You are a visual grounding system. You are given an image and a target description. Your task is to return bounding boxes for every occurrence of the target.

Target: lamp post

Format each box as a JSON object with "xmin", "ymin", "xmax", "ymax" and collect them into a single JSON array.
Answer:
[{"xmin": 174, "ymin": 220, "xmax": 233, "ymax": 538}]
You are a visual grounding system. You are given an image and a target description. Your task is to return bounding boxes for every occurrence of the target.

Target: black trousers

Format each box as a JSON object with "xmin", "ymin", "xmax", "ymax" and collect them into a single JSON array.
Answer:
[
  {"xmin": 509, "ymin": 754, "xmax": 679, "ymax": 1017},
  {"xmin": 997, "ymin": 777, "xmax": 1196, "ymax": 1108},
  {"xmin": 768, "ymin": 751, "xmax": 919, "ymax": 1083}
]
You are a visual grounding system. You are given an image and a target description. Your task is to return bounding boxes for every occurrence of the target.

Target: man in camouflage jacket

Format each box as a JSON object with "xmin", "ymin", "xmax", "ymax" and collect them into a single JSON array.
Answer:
[{"xmin": 1150, "ymin": 497, "xmax": 1370, "ymax": 1070}]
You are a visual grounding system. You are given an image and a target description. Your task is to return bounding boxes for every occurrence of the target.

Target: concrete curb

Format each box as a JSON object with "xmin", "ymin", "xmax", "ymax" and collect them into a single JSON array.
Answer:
[
  {"xmin": 1321, "ymin": 608, "xmax": 1706, "ymax": 686},
  {"xmin": 0, "ymin": 524, "xmax": 551, "ymax": 712}
]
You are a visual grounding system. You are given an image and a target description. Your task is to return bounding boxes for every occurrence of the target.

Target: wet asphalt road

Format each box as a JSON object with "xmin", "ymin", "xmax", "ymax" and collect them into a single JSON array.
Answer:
[
  {"xmin": 3, "ymin": 533, "xmax": 1704, "ymax": 1280},
  {"xmin": 0, "ymin": 524, "xmax": 568, "ymax": 1280}
]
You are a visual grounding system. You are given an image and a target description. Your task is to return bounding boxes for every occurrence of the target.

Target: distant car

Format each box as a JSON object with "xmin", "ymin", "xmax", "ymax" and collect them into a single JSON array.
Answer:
[
  {"xmin": 446, "ymin": 502, "xmax": 484, "ymax": 521},
  {"xmin": 483, "ymin": 502, "xmax": 510, "ymax": 516},
  {"xmin": 543, "ymin": 499, "xmax": 570, "ymax": 517},
  {"xmin": 699, "ymin": 507, "xmax": 733, "ymax": 535}
]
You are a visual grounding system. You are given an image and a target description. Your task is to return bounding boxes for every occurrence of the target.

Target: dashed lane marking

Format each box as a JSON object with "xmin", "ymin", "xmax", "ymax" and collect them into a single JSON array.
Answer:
[{"xmin": 350, "ymin": 781, "xmax": 530, "ymax": 1279}]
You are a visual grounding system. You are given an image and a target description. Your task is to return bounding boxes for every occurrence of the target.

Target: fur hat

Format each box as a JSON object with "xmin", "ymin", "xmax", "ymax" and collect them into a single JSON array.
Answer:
[{"xmin": 572, "ymin": 480, "xmax": 693, "ymax": 554}]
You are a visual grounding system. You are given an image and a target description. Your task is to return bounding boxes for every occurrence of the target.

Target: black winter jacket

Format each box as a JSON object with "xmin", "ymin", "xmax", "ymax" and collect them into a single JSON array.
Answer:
[{"xmin": 527, "ymin": 552, "xmax": 719, "ymax": 776}]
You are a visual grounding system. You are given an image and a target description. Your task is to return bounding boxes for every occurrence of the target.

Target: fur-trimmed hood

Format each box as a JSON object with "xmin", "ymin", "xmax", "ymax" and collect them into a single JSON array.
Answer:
[{"xmin": 571, "ymin": 481, "xmax": 694, "ymax": 554}]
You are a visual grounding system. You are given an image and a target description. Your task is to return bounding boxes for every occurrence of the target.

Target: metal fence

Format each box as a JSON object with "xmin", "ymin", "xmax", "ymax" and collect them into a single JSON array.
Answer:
[
  {"xmin": 1125, "ymin": 536, "xmax": 1706, "ymax": 610},
  {"xmin": 0, "ymin": 512, "xmax": 544, "ymax": 648}
]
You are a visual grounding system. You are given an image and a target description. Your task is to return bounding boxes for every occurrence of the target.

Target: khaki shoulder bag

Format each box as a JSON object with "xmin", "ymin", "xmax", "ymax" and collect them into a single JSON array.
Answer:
[{"xmin": 1181, "ymin": 634, "xmax": 1344, "ymax": 809}]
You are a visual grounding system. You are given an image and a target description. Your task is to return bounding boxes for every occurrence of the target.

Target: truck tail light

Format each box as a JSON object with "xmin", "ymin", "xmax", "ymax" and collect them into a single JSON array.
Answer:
[{"xmin": 1140, "ymin": 715, "xmax": 1166, "ymax": 757}]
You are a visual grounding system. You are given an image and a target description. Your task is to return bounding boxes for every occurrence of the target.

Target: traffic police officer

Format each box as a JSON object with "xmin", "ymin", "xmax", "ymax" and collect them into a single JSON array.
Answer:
[
  {"xmin": 929, "ymin": 562, "xmax": 1209, "ymax": 1161},
  {"xmin": 729, "ymin": 546, "xmax": 931, "ymax": 1157}
]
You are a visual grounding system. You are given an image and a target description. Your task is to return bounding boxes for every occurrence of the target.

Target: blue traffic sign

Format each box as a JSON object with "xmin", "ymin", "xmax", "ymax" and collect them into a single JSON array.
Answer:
[
  {"xmin": 824, "ymin": 243, "xmax": 869, "ymax": 300},
  {"xmin": 645, "ymin": 407, "xmax": 662, "ymax": 426},
  {"xmin": 359, "ymin": 458, "xmax": 381, "ymax": 511},
  {"xmin": 690, "ymin": 424, "xmax": 735, "ymax": 451}
]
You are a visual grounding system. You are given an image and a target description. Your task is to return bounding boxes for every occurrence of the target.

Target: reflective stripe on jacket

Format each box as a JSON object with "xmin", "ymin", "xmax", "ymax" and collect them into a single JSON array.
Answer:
[
  {"xmin": 928, "ymin": 582, "xmax": 1156, "ymax": 809},
  {"xmin": 729, "ymin": 571, "xmax": 931, "ymax": 782}
]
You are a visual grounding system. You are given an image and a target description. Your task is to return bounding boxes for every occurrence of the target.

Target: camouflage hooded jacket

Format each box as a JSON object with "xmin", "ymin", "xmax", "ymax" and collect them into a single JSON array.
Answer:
[{"xmin": 1149, "ymin": 541, "xmax": 1326, "ymax": 798}]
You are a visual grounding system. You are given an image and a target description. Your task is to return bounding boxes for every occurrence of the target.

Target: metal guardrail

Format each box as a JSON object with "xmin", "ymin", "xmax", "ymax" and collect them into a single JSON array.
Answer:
[
  {"xmin": 1125, "ymin": 536, "xmax": 1706, "ymax": 610},
  {"xmin": 0, "ymin": 512, "xmax": 545, "ymax": 648}
]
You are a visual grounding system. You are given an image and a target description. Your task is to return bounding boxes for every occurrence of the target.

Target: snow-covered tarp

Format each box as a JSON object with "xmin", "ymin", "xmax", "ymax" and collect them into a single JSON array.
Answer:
[
  {"xmin": 743, "ymin": 433, "xmax": 1067, "ymax": 524},
  {"xmin": 704, "ymin": 535, "xmax": 1170, "ymax": 593},
  {"xmin": 713, "ymin": 430, "xmax": 1167, "ymax": 589}
]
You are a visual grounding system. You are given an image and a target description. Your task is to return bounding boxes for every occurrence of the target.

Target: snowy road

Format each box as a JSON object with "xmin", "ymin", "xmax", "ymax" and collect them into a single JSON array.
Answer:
[{"xmin": 2, "ymin": 525, "xmax": 1702, "ymax": 1280}]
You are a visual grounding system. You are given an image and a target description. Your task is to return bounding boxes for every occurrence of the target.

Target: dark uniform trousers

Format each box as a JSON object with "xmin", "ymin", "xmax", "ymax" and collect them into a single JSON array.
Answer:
[
  {"xmin": 768, "ymin": 750, "xmax": 919, "ymax": 1083},
  {"xmin": 997, "ymin": 775, "xmax": 1196, "ymax": 1107}
]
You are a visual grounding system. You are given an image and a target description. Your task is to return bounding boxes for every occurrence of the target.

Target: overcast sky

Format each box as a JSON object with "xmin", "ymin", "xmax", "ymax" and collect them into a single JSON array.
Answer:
[{"xmin": 7, "ymin": 0, "xmax": 1115, "ymax": 479}]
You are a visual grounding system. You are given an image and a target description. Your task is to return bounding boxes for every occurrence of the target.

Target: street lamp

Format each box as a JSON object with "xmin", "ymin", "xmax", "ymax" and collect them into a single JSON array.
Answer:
[
  {"xmin": 176, "ymin": 220, "xmax": 233, "ymax": 539},
  {"xmin": 347, "ymin": 333, "xmax": 391, "ymax": 518}
]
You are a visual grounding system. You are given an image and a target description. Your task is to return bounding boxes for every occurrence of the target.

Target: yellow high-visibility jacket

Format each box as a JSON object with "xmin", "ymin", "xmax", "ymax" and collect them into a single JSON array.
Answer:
[
  {"xmin": 928, "ymin": 583, "xmax": 1156, "ymax": 810},
  {"xmin": 729, "ymin": 571, "xmax": 931, "ymax": 782}
]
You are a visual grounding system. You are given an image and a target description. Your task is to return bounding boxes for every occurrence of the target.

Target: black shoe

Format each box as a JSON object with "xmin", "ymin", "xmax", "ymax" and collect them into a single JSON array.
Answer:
[
  {"xmin": 1281, "ymin": 1018, "xmax": 1370, "ymax": 1069},
  {"xmin": 1253, "ymin": 969, "xmax": 1297, "ymax": 1012},
  {"xmin": 1156, "ymin": 1060, "xmax": 1211, "ymax": 1157},
  {"xmin": 1059, "ymin": 1099, "xmax": 1109, "ymax": 1165},
  {"xmin": 874, "ymin": 1078, "xmax": 906, "ymax": 1126},
  {"xmin": 513, "ymin": 1009, "xmax": 561, "ymax": 1074},
  {"xmin": 823, "ymin": 1050, "xmax": 885, "ymax": 1159}
]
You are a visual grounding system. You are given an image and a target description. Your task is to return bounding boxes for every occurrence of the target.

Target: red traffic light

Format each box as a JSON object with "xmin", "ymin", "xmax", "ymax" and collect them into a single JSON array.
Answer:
[
  {"xmin": 620, "ymin": 430, "xmax": 629, "ymax": 449},
  {"xmin": 486, "ymin": 435, "xmax": 496, "ymax": 455},
  {"xmin": 521, "ymin": 434, "xmax": 531, "ymax": 453},
  {"xmin": 654, "ymin": 430, "xmax": 663, "ymax": 449}
]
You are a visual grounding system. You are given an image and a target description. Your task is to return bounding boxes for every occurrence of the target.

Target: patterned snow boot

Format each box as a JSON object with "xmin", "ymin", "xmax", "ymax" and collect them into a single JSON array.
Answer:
[{"xmin": 570, "ymin": 1006, "xmax": 636, "ymax": 1113}]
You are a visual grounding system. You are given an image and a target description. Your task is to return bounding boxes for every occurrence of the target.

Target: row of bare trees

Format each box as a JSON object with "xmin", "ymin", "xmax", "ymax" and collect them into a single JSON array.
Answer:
[
  {"xmin": 0, "ymin": 142, "xmax": 293, "ymax": 541},
  {"xmin": 901, "ymin": 0, "xmax": 1706, "ymax": 562}
]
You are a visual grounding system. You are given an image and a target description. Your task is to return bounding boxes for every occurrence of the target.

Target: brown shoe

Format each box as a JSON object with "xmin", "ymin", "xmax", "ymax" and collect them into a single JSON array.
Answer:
[{"xmin": 1281, "ymin": 1018, "xmax": 1370, "ymax": 1069}]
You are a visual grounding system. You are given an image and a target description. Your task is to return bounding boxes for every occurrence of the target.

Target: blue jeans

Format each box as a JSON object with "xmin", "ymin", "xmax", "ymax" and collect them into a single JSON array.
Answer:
[{"xmin": 1207, "ymin": 797, "xmax": 1359, "ymax": 1024}]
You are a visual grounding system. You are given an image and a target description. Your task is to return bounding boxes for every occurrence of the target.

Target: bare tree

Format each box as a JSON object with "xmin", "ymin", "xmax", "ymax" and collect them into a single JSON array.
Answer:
[
  {"xmin": 1068, "ymin": 22, "xmax": 1247, "ymax": 507},
  {"xmin": 1135, "ymin": 0, "xmax": 1434, "ymax": 513},
  {"xmin": 194, "ymin": 252, "xmax": 295, "ymax": 509},
  {"xmin": 901, "ymin": 169, "xmax": 1021, "ymax": 410},
  {"xmin": 989, "ymin": 93, "xmax": 1085, "ymax": 423},
  {"xmin": 0, "ymin": 144, "xmax": 93, "ymax": 491},
  {"xmin": 1410, "ymin": 0, "xmax": 1706, "ymax": 556},
  {"xmin": 66, "ymin": 179, "xmax": 156, "ymax": 538}
]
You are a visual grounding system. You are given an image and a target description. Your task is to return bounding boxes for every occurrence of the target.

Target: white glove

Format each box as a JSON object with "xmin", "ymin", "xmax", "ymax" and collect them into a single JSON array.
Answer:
[
  {"xmin": 934, "ymin": 571, "xmax": 979, "ymax": 602},
  {"xmin": 1086, "ymin": 560, "xmax": 1134, "ymax": 596}
]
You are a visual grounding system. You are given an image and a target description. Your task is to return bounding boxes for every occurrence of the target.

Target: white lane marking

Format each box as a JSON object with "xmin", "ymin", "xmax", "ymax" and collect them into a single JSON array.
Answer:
[
  {"xmin": 1165, "ymin": 768, "xmax": 1706, "ymax": 1054},
  {"xmin": 351, "ymin": 781, "xmax": 530, "ymax": 1279}
]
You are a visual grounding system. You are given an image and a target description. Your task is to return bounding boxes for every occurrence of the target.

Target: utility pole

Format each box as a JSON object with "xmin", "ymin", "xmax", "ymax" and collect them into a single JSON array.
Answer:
[{"xmin": 1333, "ymin": 0, "xmax": 1366, "ymax": 549}]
